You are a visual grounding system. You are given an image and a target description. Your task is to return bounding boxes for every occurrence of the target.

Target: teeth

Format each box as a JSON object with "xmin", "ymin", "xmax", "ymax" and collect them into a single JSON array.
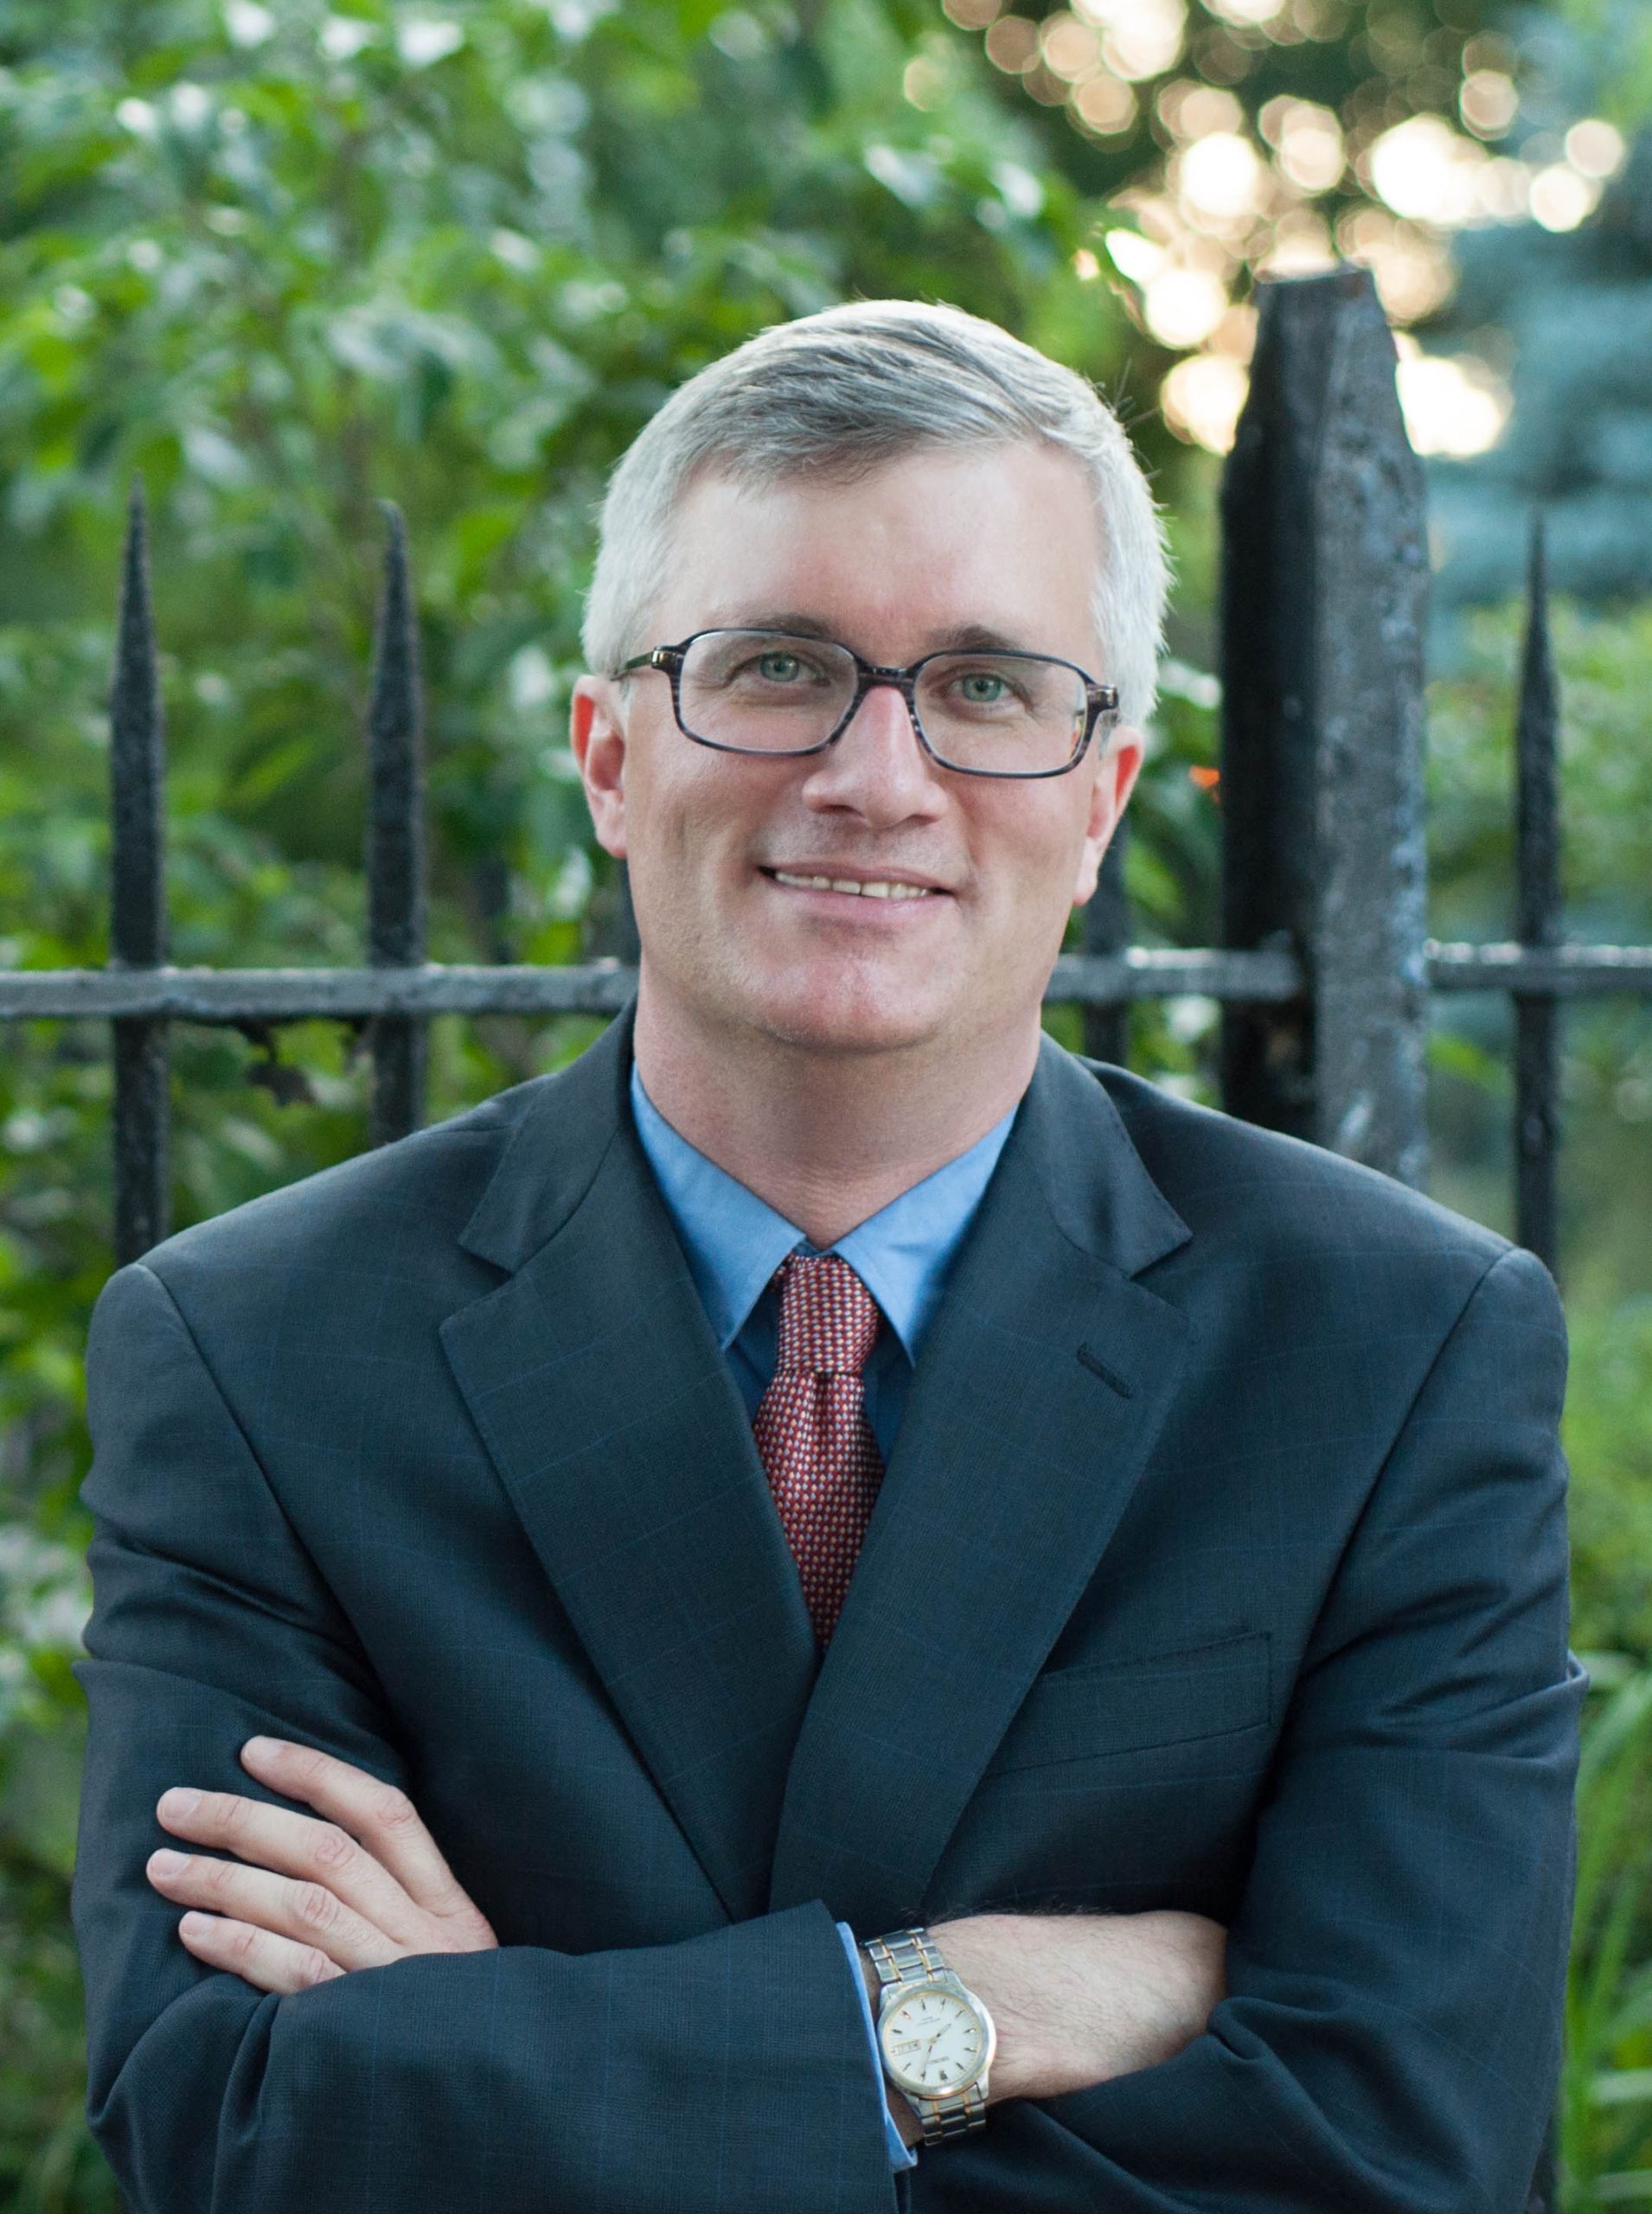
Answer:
[{"xmin": 772, "ymin": 871, "xmax": 934, "ymax": 899}]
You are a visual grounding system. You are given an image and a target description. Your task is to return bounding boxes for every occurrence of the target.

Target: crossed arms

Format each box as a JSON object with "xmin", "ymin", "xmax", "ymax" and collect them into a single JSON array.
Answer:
[
  {"xmin": 140, "ymin": 1735, "xmax": 1228, "ymax": 2147},
  {"xmin": 74, "ymin": 1245, "xmax": 1582, "ymax": 2213}
]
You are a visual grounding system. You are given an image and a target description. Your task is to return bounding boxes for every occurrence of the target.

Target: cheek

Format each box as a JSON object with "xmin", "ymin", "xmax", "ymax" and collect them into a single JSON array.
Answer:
[
  {"xmin": 626, "ymin": 759, "xmax": 772, "ymax": 905},
  {"xmin": 968, "ymin": 797, "xmax": 1090, "ymax": 918},
  {"xmin": 624, "ymin": 746, "xmax": 708, "ymax": 856}
]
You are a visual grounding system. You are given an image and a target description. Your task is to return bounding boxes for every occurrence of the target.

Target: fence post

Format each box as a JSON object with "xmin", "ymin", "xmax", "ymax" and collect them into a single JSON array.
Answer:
[
  {"xmin": 366, "ymin": 504, "xmax": 427, "ymax": 1145},
  {"xmin": 1219, "ymin": 265, "xmax": 1430, "ymax": 1187},
  {"xmin": 109, "ymin": 481, "xmax": 170, "ymax": 1264}
]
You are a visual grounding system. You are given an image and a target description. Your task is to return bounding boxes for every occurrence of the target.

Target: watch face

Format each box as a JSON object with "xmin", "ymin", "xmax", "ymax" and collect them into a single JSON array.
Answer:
[{"xmin": 879, "ymin": 1984, "xmax": 988, "ymax": 2097}]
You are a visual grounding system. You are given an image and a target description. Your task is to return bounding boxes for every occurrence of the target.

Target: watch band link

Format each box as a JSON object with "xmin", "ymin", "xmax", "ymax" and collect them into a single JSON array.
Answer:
[
  {"xmin": 866, "ymin": 1926, "xmax": 949, "ymax": 1985},
  {"xmin": 904, "ymin": 2078, "xmax": 989, "ymax": 2140}
]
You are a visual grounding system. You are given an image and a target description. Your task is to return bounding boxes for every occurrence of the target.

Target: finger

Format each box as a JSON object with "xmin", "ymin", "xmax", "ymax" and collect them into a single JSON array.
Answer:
[
  {"xmin": 154, "ymin": 1788, "xmax": 428, "ymax": 1949},
  {"xmin": 176, "ymin": 1908, "xmax": 346, "ymax": 1997},
  {"xmin": 147, "ymin": 1846, "xmax": 401, "ymax": 1974},
  {"xmin": 238, "ymin": 1738, "xmax": 492, "ymax": 1934}
]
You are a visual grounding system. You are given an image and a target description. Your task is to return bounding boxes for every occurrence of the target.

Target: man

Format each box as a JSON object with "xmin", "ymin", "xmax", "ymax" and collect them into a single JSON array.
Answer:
[{"xmin": 73, "ymin": 300, "xmax": 1580, "ymax": 2213}]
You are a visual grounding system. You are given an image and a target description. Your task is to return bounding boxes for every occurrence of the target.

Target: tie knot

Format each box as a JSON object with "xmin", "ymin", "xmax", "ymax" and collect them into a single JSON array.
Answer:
[{"xmin": 772, "ymin": 1253, "xmax": 882, "ymax": 1378}]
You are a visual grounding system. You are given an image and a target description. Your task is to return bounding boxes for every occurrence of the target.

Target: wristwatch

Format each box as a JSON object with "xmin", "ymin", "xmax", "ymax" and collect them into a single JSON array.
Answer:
[{"xmin": 865, "ymin": 1925, "xmax": 996, "ymax": 2145}]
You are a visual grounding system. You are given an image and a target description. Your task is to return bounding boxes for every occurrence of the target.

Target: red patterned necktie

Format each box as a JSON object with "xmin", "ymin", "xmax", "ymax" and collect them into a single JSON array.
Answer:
[{"xmin": 752, "ymin": 1252, "xmax": 886, "ymax": 1648}]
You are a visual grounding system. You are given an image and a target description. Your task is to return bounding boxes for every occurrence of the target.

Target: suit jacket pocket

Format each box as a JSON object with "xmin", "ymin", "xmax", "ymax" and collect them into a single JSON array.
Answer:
[{"xmin": 985, "ymin": 1630, "xmax": 1271, "ymax": 1775}]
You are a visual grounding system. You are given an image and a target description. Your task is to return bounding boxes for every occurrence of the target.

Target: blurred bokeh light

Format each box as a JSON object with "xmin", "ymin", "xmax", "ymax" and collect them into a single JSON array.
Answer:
[{"xmin": 938, "ymin": 0, "xmax": 1636, "ymax": 456}]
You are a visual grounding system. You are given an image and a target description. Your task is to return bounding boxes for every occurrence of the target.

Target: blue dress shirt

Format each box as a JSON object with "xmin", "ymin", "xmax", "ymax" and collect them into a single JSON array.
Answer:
[{"xmin": 629, "ymin": 1064, "xmax": 1018, "ymax": 2172}]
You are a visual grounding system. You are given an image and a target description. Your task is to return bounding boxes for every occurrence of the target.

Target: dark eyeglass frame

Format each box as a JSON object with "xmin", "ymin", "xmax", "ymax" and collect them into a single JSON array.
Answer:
[{"xmin": 617, "ymin": 629, "xmax": 1121, "ymax": 780}]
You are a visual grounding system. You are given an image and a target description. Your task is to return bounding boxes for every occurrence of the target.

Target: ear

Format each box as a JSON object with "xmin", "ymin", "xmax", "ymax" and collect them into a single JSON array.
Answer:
[
  {"xmin": 570, "ymin": 675, "xmax": 628, "ymax": 860},
  {"xmin": 1071, "ymin": 726, "xmax": 1143, "ymax": 907}
]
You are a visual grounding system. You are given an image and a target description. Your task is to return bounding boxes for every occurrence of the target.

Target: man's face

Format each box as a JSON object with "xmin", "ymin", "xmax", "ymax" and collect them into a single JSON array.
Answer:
[{"xmin": 571, "ymin": 440, "xmax": 1143, "ymax": 1065}]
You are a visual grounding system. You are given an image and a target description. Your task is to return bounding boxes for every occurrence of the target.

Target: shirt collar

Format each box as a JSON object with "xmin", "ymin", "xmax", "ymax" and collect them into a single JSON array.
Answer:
[
  {"xmin": 629, "ymin": 1067, "xmax": 799, "ymax": 1351},
  {"xmin": 629, "ymin": 1062, "xmax": 1017, "ymax": 1364}
]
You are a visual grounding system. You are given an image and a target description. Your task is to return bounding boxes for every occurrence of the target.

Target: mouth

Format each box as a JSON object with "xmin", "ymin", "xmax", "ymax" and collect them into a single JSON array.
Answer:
[{"xmin": 759, "ymin": 867, "xmax": 950, "ymax": 903}]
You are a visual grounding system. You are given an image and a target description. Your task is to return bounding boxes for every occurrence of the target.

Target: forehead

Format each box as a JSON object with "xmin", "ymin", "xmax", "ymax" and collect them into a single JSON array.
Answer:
[{"xmin": 651, "ymin": 440, "xmax": 1103, "ymax": 660}]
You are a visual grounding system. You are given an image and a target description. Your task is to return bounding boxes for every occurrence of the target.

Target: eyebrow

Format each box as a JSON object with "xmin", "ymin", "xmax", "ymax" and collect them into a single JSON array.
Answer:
[{"xmin": 700, "ymin": 611, "xmax": 1040, "ymax": 657}]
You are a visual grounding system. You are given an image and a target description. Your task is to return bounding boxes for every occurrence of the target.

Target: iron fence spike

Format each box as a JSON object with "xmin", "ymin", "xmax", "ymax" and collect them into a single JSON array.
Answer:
[
  {"xmin": 1513, "ymin": 508, "xmax": 1564, "ymax": 1274},
  {"xmin": 109, "ymin": 474, "xmax": 170, "ymax": 1261},
  {"xmin": 365, "ymin": 501, "xmax": 427, "ymax": 1142}
]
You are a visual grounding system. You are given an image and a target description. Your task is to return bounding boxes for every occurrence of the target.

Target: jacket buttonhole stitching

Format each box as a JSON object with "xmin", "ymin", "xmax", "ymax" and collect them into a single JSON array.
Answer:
[{"xmin": 1076, "ymin": 1344, "xmax": 1132, "ymax": 1398}]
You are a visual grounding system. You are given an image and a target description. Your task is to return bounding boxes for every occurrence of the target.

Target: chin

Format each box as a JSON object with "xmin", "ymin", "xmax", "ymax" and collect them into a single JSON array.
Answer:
[{"xmin": 741, "ymin": 971, "xmax": 949, "ymax": 1058}]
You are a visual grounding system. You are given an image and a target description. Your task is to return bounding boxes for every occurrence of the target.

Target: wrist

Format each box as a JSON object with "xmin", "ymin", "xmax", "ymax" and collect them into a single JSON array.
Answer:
[
  {"xmin": 925, "ymin": 1916, "xmax": 1041, "ymax": 2102},
  {"xmin": 927, "ymin": 1909, "xmax": 1227, "ymax": 2102}
]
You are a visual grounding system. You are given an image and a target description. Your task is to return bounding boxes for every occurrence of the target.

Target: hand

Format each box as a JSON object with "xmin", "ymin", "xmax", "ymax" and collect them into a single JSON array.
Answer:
[
  {"xmin": 926, "ymin": 1910, "xmax": 1226, "ymax": 2104},
  {"xmin": 144, "ymin": 1737, "xmax": 498, "ymax": 1996}
]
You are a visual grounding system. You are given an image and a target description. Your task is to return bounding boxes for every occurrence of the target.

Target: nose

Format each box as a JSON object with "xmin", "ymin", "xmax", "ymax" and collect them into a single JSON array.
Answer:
[{"xmin": 797, "ymin": 680, "xmax": 948, "ymax": 827}]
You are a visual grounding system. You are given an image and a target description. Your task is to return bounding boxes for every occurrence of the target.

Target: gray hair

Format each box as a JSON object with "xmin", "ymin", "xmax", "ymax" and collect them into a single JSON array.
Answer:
[{"xmin": 580, "ymin": 298, "xmax": 1169, "ymax": 729}]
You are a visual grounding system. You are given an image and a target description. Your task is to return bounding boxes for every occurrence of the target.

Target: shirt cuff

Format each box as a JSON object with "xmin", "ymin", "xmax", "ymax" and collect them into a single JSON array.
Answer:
[{"xmin": 836, "ymin": 1920, "xmax": 919, "ymax": 2172}]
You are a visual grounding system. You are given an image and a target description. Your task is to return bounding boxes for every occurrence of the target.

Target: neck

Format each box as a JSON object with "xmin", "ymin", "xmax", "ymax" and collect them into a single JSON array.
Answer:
[{"xmin": 631, "ymin": 982, "xmax": 1041, "ymax": 1248}]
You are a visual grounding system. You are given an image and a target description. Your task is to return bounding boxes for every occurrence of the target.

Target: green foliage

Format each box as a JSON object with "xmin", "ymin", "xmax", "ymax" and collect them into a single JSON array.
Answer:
[
  {"xmin": 0, "ymin": 1514, "xmax": 100, "ymax": 2210},
  {"xmin": 1568, "ymin": 1305, "xmax": 1652, "ymax": 1662},
  {"xmin": 1563, "ymin": 1662, "xmax": 1652, "ymax": 2210},
  {"xmin": 0, "ymin": 1848, "xmax": 117, "ymax": 2214},
  {"xmin": 1429, "ymin": 598, "xmax": 1652, "ymax": 942},
  {"xmin": 1425, "ymin": 595, "xmax": 1652, "ymax": 2210},
  {"xmin": 1425, "ymin": 598, "xmax": 1652, "ymax": 1292}
]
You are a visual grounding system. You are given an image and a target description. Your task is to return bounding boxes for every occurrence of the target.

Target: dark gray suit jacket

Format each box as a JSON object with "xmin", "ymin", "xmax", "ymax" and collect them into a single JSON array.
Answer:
[{"xmin": 72, "ymin": 1009, "xmax": 1582, "ymax": 2212}]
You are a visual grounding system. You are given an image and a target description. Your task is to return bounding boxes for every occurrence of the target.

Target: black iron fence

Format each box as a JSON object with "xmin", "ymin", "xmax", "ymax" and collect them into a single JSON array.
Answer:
[{"xmin": 3, "ymin": 264, "xmax": 1651, "ymax": 1288}]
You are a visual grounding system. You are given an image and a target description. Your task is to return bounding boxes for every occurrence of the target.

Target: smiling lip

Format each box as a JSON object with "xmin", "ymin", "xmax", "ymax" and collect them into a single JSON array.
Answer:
[{"xmin": 760, "ymin": 865, "xmax": 952, "ymax": 900}]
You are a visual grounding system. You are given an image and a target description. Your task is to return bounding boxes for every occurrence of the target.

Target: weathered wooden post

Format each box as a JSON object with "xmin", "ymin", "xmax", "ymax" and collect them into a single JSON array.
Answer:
[
  {"xmin": 109, "ymin": 482, "xmax": 170, "ymax": 1263},
  {"xmin": 366, "ymin": 504, "xmax": 427, "ymax": 1145},
  {"xmin": 1219, "ymin": 265, "xmax": 1430, "ymax": 1187}
]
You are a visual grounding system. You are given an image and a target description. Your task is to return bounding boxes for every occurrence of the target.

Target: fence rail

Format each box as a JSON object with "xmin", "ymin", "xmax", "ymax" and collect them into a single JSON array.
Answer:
[{"xmin": 8, "ymin": 940, "xmax": 1652, "ymax": 1027}]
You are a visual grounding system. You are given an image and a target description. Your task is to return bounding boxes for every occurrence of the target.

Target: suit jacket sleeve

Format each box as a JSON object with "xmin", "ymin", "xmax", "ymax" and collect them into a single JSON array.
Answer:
[
  {"xmin": 937, "ymin": 1244, "xmax": 1583, "ymax": 2214},
  {"xmin": 71, "ymin": 1261, "xmax": 900, "ymax": 2214}
]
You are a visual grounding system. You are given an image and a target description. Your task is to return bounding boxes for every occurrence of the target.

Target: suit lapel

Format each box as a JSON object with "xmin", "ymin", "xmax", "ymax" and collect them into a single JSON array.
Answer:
[
  {"xmin": 768, "ymin": 1039, "xmax": 1193, "ymax": 1932},
  {"xmin": 440, "ymin": 1014, "xmax": 818, "ymax": 1925}
]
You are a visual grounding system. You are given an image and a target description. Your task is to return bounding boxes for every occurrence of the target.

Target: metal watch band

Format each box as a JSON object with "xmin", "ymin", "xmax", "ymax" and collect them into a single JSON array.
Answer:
[
  {"xmin": 866, "ymin": 1926, "xmax": 990, "ymax": 2144},
  {"xmin": 866, "ymin": 1925, "xmax": 949, "ymax": 1986}
]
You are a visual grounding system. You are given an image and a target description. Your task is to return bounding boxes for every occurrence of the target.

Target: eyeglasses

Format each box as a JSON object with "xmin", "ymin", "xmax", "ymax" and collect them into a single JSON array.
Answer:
[{"xmin": 617, "ymin": 628, "xmax": 1119, "ymax": 780}]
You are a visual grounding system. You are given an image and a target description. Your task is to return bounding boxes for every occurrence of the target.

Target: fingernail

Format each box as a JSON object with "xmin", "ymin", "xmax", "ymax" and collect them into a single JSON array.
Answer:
[
  {"xmin": 159, "ymin": 1788, "xmax": 200, "ymax": 1818},
  {"xmin": 242, "ymin": 1736, "xmax": 279, "ymax": 1759},
  {"xmin": 150, "ymin": 1848, "xmax": 187, "ymax": 1877},
  {"xmin": 179, "ymin": 1911, "xmax": 212, "ymax": 1936}
]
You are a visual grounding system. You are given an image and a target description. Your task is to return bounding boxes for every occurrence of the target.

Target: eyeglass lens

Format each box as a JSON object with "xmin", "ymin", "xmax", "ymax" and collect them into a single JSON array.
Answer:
[{"xmin": 676, "ymin": 630, "xmax": 1086, "ymax": 773}]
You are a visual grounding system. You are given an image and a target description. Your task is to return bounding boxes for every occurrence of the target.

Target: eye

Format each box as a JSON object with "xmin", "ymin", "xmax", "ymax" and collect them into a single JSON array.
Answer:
[
  {"xmin": 958, "ymin": 670, "xmax": 1010, "ymax": 705},
  {"xmin": 938, "ymin": 661, "xmax": 1034, "ymax": 712},
  {"xmin": 758, "ymin": 650, "xmax": 804, "ymax": 681},
  {"xmin": 733, "ymin": 645, "xmax": 834, "ymax": 686}
]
